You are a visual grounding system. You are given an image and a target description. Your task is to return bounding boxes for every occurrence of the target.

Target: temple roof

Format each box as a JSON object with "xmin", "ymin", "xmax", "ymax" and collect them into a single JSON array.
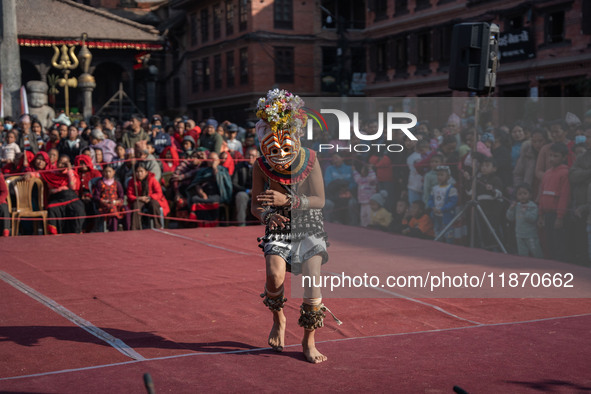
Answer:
[{"xmin": 16, "ymin": 0, "xmax": 163, "ymax": 50}]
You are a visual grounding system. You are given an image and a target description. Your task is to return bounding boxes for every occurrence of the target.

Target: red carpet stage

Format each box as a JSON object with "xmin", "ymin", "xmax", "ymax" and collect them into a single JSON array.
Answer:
[{"xmin": 1, "ymin": 224, "xmax": 590, "ymax": 393}]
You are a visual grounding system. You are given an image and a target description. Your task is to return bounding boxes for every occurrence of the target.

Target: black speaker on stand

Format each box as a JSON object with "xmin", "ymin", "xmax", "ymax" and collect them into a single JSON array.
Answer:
[
  {"xmin": 441, "ymin": 22, "xmax": 506, "ymax": 252},
  {"xmin": 448, "ymin": 22, "xmax": 498, "ymax": 92}
]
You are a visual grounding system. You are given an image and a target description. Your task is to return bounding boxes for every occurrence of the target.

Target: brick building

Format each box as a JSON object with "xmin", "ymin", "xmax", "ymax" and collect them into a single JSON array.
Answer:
[
  {"xmin": 365, "ymin": 0, "xmax": 591, "ymax": 98},
  {"xmin": 70, "ymin": 0, "xmax": 591, "ymax": 124},
  {"xmin": 168, "ymin": 0, "xmax": 366, "ymax": 124}
]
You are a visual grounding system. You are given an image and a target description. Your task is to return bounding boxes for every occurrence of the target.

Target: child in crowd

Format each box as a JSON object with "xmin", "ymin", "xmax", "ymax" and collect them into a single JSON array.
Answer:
[
  {"xmin": 406, "ymin": 139, "xmax": 430, "ymax": 204},
  {"xmin": 428, "ymin": 166, "xmax": 459, "ymax": 243},
  {"xmin": 48, "ymin": 148, "xmax": 59, "ymax": 168},
  {"xmin": 111, "ymin": 144, "xmax": 126, "ymax": 170},
  {"xmin": 75, "ymin": 154, "xmax": 102, "ymax": 232},
  {"xmin": 422, "ymin": 154, "xmax": 445, "ymax": 205},
  {"xmin": 506, "ymin": 184, "xmax": 543, "ymax": 258},
  {"xmin": 353, "ymin": 160, "xmax": 377, "ymax": 227},
  {"xmin": 94, "ymin": 147, "xmax": 104, "ymax": 171},
  {"xmin": 538, "ymin": 142, "xmax": 570, "ymax": 262},
  {"xmin": 160, "ymin": 145, "xmax": 180, "ymax": 173},
  {"xmin": 464, "ymin": 157, "xmax": 504, "ymax": 248},
  {"xmin": 390, "ymin": 199, "xmax": 410, "ymax": 233},
  {"xmin": 1, "ymin": 131, "xmax": 21, "ymax": 164},
  {"xmin": 368, "ymin": 190, "xmax": 392, "ymax": 231},
  {"xmin": 181, "ymin": 136, "xmax": 196, "ymax": 159},
  {"xmin": 127, "ymin": 162, "xmax": 170, "ymax": 230},
  {"xmin": 458, "ymin": 129, "xmax": 475, "ymax": 160},
  {"xmin": 402, "ymin": 200, "xmax": 434, "ymax": 239},
  {"xmin": 480, "ymin": 132, "xmax": 495, "ymax": 152},
  {"xmin": 92, "ymin": 164, "xmax": 125, "ymax": 232},
  {"xmin": 511, "ymin": 123, "xmax": 527, "ymax": 168}
]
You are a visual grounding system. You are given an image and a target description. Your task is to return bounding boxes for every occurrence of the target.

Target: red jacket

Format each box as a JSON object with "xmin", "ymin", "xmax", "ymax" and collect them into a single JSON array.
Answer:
[
  {"xmin": 0, "ymin": 173, "xmax": 8, "ymax": 204},
  {"xmin": 127, "ymin": 172, "xmax": 170, "ymax": 216},
  {"xmin": 538, "ymin": 164, "xmax": 570, "ymax": 219}
]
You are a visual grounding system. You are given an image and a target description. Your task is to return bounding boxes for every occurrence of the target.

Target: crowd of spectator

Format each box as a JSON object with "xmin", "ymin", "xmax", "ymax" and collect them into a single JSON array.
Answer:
[
  {"xmin": 315, "ymin": 108, "xmax": 591, "ymax": 265},
  {"xmin": 1, "ymin": 107, "xmax": 591, "ymax": 265}
]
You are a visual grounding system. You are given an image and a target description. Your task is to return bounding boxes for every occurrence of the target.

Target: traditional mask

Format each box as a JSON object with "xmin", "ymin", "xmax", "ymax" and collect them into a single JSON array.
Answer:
[
  {"xmin": 260, "ymin": 127, "xmax": 301, "ymax": 170},
  {"xmin": 255, "ymin": 89, "xmax": 306, "ymax": 171}
]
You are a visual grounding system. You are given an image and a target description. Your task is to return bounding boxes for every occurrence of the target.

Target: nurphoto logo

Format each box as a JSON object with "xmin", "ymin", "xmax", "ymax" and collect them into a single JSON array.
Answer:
[{"xmin": 304, "ymin": 108, "xmax": 418, "ymax": 153}]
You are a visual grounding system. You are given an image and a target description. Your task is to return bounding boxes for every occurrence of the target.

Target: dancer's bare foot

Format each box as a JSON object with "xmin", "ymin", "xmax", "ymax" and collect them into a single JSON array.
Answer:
[
  {"xmin": 302, "ymin": 329, "xmax": 327, "ymax": 364},
  {"xmin": 268, "ymin": 311, "xmax": 286, "ymax": 352},
  {"xmin": 303, "ymin": 342, "xmax": 327, "ymax": 363}
]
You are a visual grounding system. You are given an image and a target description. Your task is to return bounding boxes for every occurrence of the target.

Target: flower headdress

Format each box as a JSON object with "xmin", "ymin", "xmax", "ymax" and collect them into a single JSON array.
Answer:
[{"xmin": 255, "ymin": 89, "xmax": 307, "ymax": 134}]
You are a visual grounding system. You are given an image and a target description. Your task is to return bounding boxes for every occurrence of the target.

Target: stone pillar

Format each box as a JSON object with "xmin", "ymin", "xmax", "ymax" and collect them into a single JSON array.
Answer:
[
  {"xmin": 78, "ymin": 74, "xmax": 96, "ymax": 121},
  {"xmin": 0, "ymin": 0, "xmax": 22, "ymax": 117},
  {"xmin": 77, "ymin": 34, "xmax": 95, "ymax": 121},
  {"xmin": 146, "ymin": 65, "xmax": 158, "ymax": 118}
]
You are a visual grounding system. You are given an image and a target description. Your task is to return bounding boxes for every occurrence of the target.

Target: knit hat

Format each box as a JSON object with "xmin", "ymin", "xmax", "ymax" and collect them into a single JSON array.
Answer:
[
  {"xmin": 370, "ymin": 190, "xmax": 388, "ymax": 207},
  {"xmin": 447, "ymin": 113, "xmax": 461, "ymax": 127},
  {"xmin": 436, "ymin": 165, "xmax": 451, "ymax": 175},
  {"xmin": 481, "ymin": 132, "xmax": 495, "ymax": 143},
  {"xmin": 565, "ymin": 112, "xmax": 582, "ymax": 127},
  {"xmin": 206, "ymin": 118, "xmax": 218, "ymax": 128},
  {"xmin": 183, "ymin": 135, "xmax": 196, "ymax": 147},
  {"xmin": 91, "ymin": 129, "xmax": 105, "ymax": 140}
]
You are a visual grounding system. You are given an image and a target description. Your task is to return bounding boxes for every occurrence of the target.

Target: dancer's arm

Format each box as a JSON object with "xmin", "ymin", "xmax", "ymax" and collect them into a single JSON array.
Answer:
[
  {"xmin": 250, "ymin": 164, "xmax": 266, "ymax": 221},
  {"xmin": 304, "ymin": 157, "xmax": 325, "ymax": 209}
]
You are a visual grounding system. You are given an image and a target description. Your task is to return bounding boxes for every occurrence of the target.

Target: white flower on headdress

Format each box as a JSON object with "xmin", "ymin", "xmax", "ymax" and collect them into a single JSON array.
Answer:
[{"xmin": 255, "ymin": 89, "xmax": 306, "ymax": 133}]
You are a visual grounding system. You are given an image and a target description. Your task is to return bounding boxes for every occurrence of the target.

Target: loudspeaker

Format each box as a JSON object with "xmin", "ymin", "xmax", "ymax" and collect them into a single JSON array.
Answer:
[{"xmin": 448, "ymin": 23, "xmax": 492, "ymax": 92}]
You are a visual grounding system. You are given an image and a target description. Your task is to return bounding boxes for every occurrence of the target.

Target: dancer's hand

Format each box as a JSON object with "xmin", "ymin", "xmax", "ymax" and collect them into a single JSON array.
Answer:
[
  {"xmin": 268, "ymin": 213, "xmax": 290, "ymax": 229},
  {"xmin": 257, "ymin": 190, "xmax": 290, "ymax": 207}
]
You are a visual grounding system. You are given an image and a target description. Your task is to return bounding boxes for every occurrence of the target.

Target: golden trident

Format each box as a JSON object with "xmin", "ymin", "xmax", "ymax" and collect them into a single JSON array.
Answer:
[{"xmin": 51, "ymin": 42, "xmax": 79, "ymax": 116}]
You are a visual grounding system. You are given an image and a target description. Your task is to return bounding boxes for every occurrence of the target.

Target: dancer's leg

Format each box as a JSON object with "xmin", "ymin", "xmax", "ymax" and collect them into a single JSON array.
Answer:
[
  {"xmin": 264, "ymin": 254, "xmax": 287, "ymax": 351},
  {"xmin": 300, "ymin": 255, "xmax": 327, "ymax": 364}
]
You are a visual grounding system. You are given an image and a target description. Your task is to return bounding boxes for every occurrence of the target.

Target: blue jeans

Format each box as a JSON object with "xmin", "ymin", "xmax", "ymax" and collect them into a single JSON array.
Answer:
[
  {"xmin": 408, "ymin": 189, "xmax": 422, "ymax": 205},
  {"xmin": 516, "ymin": 237, "xmax": 544, "ymax": 258},
  {"xmin": 433, "ymin": 215, "xmax": 453, "ymax": 244}
]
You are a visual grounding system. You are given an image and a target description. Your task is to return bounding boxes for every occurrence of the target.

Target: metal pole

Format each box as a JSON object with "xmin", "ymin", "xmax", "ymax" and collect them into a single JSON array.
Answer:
[
  {"xmin": 469, "ymin": 96, "xmax": 480, "ymax": 248},
  {"xmin": 0, "ymin": 0, "xmax": 22, "ymax": 117}
]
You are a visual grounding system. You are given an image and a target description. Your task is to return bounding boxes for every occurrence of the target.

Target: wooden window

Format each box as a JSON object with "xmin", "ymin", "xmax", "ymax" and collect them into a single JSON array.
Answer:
[
  {"xmin": 213, "ymin": 3, "xmax": 222, "ymax": 40},
  {"xmin": 239, "ymin": 47, "xmax": 248, "ymax": 84},
  {"xmin": 545, "ymin": 11, "xmax": 565, "ymax": 44},
  {"xmin": 202, "ymin": 57, "xmax": 210, "ymax": 91},
  {"xmin": 374, "ymin": 0, "xmax": 388, "ymax": 21},
  {"xmin": 394, "ymin": 0, "xmax": 409, "ymax": 16},
  {"xmin": 274, "ymin": 0, "xmax": 293, "ymax": 29},
  {"xmin": 226, "ymin": 1, "xmax": 234, "ymax": 36},
  {"xmin": 201, "ymin": 8, "xmax": 209, "ymax": 43},
  {"xmin": 226, "ymin": 51, "xmax": 235, "ymax": 87},
  {"xmin": 239, "ymin": 0, "xmax": 248, "ymax": 31},
  {"xmin": 417, "ymin": 30, "xmax": 431, "ymax": 69},
  {"xmin": 191, "ymin": 60, "xmax": 200, "ymax": 92},
  {"xmin": 415, "ymin": 0, "xmax": 431, "ymax": 11},
  {"xmin": 274, "ymin": 47, "xmax": 294, "ymax": 83},
  {"xmin": 214, "ymin": 54, "xmax": 222, "ymax": 89},
  {"xmin": 190, "ymin": 13, "xmax": 198, "ymax": 46}
]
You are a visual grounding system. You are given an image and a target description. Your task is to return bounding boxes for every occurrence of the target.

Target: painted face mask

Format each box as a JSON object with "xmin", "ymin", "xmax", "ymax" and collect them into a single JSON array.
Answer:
[{"xmin": 260, "ymin": 128, "xmax": 301, "ymax": 170}]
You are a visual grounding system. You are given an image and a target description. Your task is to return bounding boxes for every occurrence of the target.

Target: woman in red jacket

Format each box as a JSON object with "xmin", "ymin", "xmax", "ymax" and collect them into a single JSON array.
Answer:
[{"xmin": 127, "ymin": 162, "xmax": 170, "ymax": 230}]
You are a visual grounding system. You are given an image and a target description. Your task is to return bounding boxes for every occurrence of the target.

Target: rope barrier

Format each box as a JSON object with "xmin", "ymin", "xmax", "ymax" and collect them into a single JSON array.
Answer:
[{"xmin": 3, "ymin": 154, "xmax": 464, "ymax": 178}]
